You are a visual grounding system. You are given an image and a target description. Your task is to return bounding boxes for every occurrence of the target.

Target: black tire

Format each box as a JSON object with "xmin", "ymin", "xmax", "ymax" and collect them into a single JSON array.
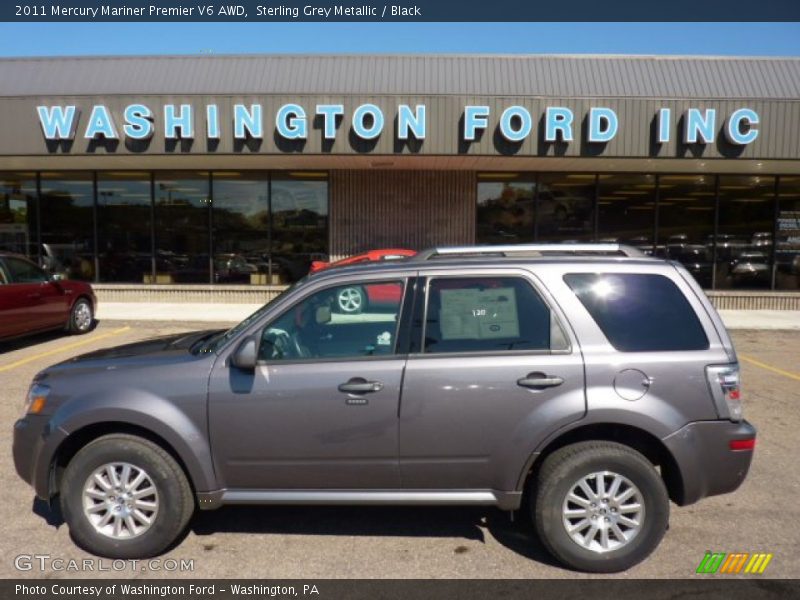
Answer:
[
  {"xmin": 60, "ymin": 434, "xmax": 195, "ymax": 559},
  {"xmin": 66, "ymin": 297, "xmax": 94, "ymax": 334},
  {"xmin": 531, "ymin": 441, "xmax": 669, "ymax": 573}
]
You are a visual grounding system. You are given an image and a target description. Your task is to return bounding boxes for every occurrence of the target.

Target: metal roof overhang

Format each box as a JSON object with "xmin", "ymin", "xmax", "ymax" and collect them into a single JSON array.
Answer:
[{"xmin": 1, "ymin": 154, "xmax": 798, "ymax": 174}]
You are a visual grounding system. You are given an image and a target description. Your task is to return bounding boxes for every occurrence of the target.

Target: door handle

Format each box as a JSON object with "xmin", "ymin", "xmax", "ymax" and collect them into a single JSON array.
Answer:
[
  {"xmin": 517, "ymin": 373, "xmax": 565, "ymax": 389},
  {"xmin": 338, "ymin": 378, "xmax": 384, "ymax": 394},
  {"xmin": 27, "ymin": 293, "xmax": 42, "ymax": 299}
]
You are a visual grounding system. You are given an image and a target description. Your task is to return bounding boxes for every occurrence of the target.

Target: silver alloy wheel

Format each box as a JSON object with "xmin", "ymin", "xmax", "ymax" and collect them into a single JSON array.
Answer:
[
  {"xmin": 561, "ymin": 470, "xmax": 645, "ymax": 553},
  {"xmin": 74, "ymin": 301, "xmax": 92, "ymax": 331},
  {"xmin": 337, "ymin": 287, "xmax": 363, "ymax": 313},
  {"xmin": 82, "ymin": 462, "xmax": 159, "ymax": 540}
]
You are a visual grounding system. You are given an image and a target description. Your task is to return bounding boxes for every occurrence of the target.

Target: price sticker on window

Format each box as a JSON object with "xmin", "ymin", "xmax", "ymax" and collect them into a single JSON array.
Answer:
[{"xmin": 440, "ymin": 287, "xmax": 520, "ymax": 340}]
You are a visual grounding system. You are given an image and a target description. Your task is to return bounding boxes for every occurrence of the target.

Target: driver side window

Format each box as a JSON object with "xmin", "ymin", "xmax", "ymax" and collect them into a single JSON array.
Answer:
[
  {"xmin": 3, "ymin": 257, "xmax": 48, "ymax": 284},
  {"xmin": 258, "ymin": 280, "xmax": 405, "ymax": 362}
]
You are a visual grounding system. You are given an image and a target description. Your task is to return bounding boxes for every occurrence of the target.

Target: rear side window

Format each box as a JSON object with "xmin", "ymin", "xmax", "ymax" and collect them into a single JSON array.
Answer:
[
  {"xmin": 424, "ymin": 276, "xmax": 565, "ymax": 354},
  {"xmin": 564, "ymin": 273, "xmax": 709, "ymax": 352}
]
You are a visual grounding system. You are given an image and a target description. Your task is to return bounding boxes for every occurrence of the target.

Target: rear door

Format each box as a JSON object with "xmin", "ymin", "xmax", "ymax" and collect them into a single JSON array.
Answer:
[{"xmin": 398, "ymin": 269, "xmax": 586, "ymax": 492}]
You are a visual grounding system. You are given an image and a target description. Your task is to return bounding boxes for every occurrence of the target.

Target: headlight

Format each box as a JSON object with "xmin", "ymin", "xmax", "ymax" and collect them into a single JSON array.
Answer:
[{"xmin": 24, "ymin": 383, "xmax": 50, "ymax": 415}]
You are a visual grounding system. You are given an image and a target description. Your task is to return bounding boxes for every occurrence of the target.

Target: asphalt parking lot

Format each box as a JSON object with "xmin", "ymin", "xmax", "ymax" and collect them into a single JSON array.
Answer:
[{"xmin": 1, "ymin": 321, "xmax": 798, "ymax": 579}]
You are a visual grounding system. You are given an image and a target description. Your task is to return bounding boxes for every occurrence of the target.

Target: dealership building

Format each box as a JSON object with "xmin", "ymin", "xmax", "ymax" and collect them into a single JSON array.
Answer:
[{"xmin": 0, "ymin": 54, "xmax": 799, "ymax": 305}]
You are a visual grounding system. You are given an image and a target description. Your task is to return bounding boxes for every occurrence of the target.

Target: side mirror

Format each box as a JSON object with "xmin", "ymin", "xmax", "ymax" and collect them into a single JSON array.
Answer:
[{"xmin": 230, "ymin": 335, "xmax": 258, "ymax": 371}]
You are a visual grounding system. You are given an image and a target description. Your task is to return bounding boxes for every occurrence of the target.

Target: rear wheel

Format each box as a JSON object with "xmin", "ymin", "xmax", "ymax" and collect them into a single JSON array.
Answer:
[
  {"xmin": 531, "ymin": 441, "xmax": 669, "ymax": 572},
  {"xmin": 67, "ymin": 297, "xmax": 93, "ymax": 334},
  {"xmin": 60, "ymin": 434, "xmax": 194, "ymax": 558}
]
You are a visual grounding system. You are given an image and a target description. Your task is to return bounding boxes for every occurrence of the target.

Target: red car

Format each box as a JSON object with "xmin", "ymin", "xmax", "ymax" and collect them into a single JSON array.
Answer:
[
  {"xmin": 309, "ymin": 248, "xmax": 417, "ymax": 273},
  {"xmin": 310, "ymin": 249, "xmax": 416, "ymax": 313},
  {"xmin": 0, "ymin": 252, "xmax": 96, "ymax": 342}
]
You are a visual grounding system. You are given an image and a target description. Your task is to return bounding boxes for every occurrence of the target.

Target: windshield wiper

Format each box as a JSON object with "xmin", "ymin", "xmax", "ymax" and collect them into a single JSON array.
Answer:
[{"xmin": 190, "ymin": 331, "xmax": 225, "ymax": 354}]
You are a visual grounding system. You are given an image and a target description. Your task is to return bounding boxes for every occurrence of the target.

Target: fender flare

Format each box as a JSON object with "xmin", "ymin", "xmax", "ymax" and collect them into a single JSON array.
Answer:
[
  {"xmin": 38, "ymin": 388, "xmax": 217, "ymax": 497},
  {"xmin": 513, "ymin": 408, "xmax": 684, "ymax": 492}
]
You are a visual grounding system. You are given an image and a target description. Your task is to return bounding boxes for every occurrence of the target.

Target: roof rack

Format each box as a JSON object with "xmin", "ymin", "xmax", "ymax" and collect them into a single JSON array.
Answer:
[{"xmin": 414, "ymin": 243, "xmax": 648, "ymax": 261}]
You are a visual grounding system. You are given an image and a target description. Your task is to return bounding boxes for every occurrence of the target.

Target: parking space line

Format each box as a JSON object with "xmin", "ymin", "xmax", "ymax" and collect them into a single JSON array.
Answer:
[
  {"xmin": 739, "ymin": 353, "xmax": 800, "ymax": 383},
  {"xmin": 0, "ymin": 326, "xmax": 131, "ymax": 373}
]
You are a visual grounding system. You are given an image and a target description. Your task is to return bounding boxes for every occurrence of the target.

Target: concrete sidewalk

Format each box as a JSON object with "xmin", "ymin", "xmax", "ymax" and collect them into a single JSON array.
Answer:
[
  {"xmin": 95, "ymin": 302, "xmax": 800, "ymax": 330},
  {"xmin": 97, "ymin": 302, "xmax": 264, "ymax": 323},
  {"xmin": 716, "ymin": 310, "xmax": 800, "ymax": 330}
]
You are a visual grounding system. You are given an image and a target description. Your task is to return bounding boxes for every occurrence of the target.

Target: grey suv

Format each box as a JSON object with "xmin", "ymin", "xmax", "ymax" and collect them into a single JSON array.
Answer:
[{"xmin": 13, "ymin": 244, "xmax": 756, "ymax": 572}]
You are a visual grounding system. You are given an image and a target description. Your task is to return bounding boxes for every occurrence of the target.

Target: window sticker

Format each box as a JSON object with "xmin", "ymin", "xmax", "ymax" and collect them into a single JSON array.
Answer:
[
  {"xmin": 377, "ymin": 331, "xmax": 392, "ymax": 346},
  {"xmin": 439, "ymin": 287, "xmax": 520, "ymax": 340}
]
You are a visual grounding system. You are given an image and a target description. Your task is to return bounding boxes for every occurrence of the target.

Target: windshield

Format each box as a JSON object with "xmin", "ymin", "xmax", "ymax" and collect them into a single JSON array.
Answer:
[{"xmin": 194, "ymin": 277, "xmax": 307, "ymax": 354}]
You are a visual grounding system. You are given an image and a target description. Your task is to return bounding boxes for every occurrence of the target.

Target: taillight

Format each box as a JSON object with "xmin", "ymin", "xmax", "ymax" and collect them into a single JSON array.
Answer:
[{"xmin": 705, "ymin": 364, "xmax": 743, "ymax": 422}]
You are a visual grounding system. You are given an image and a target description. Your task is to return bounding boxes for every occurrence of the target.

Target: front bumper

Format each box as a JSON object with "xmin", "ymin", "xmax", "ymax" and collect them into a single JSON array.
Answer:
[
  {"xmin": 662, "ymin": 419, "xmax": 756, "ymax": 506},
  {"xmin": 13, "ymin": 415, "xmax": 54, "ymax": 500}
]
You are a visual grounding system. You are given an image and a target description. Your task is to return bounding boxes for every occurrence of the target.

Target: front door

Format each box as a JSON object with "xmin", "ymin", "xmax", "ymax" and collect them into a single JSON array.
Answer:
[
  {"xmin": 399, "ymin": 272, "xmax": 586, "ymax": 492},
  {"xmin": 0, "ymin": 260, "xmax": 32, "ymax": 338},
  {"xmin": 0, "ymin": 256, "xmax": 64, "ymax": 333},
  {"xmin": 209, "ymin": 277, "xmax": 410, "ymax": 490}
]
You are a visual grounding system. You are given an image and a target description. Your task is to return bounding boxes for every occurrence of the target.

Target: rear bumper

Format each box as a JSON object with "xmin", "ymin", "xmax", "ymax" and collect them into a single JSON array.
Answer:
[{"xmin": 662, "ymin": 419, "xmax": 756, "ymax": 506}]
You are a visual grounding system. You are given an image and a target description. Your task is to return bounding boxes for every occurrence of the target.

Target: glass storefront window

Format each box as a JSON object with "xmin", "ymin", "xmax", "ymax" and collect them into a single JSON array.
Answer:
[
  {"xmin": 657, "ymin": 175, "xmax": 716, "ymax": 288},
  {"xmin": 715, "ymin": 176, "xmax": 775, "ymax": 290},
  {"xmin": 97, "ymin": 172, "xmax": 153, "ymax": 283},
  {"xmin": 776, "ymin": 176, "xmax": 800, "ymax": 291},
  {"xmin": 39, "ymin": 172, "xmax": 94, "ymax": 281},
  {"xmin": 4, "ymin": 170, "xmax": 333, "ymax": 286},
  {"xmin": 597, "ymin": 174, "xmax": 656, "ymax": 251},
  {"xmin": 154, "ymin": 172, "xmax": 210, "ymax": 284},
  {"xmin": 212, "ymin": 172, "xmax": 270, "ymax": 284},
  {"xmin": 0, "ymin": 172, "xmax": 37, "ymax": 259},
  {"xmin": 271, "ymin": 174, "xmax": 328, "ymax": 283},
  {"xmin": 476, "ymin": 176, "xmax": 535, "ymax": 245},
  {"xmin": 537, "ymin": 174, "xmax": 595, "ymax": 241}
]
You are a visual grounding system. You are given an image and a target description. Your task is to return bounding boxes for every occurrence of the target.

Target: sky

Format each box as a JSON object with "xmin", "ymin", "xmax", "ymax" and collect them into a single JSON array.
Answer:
[{"xmin": 0, "ymin": 22, "xmax": 799, "ymax": 57}]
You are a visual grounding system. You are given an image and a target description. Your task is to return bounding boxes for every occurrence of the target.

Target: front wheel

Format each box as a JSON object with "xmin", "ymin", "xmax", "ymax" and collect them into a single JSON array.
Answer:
[
  {"xmin": 531, "ymin": 441, "xmax": 669, "ymax": 572},
  {"xmin": 67, "ymin": 297, "xmax": 94, "ymax": 334},
  {"xmin": 60, "ymin": 434, "xmax": 195, "ymax": 558}
]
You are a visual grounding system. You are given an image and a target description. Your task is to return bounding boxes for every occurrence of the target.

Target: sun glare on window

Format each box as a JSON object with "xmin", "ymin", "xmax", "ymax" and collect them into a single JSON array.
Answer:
[{"xmin": 591, "ymin": 279, "xmax": 616, "ymax": 298}]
